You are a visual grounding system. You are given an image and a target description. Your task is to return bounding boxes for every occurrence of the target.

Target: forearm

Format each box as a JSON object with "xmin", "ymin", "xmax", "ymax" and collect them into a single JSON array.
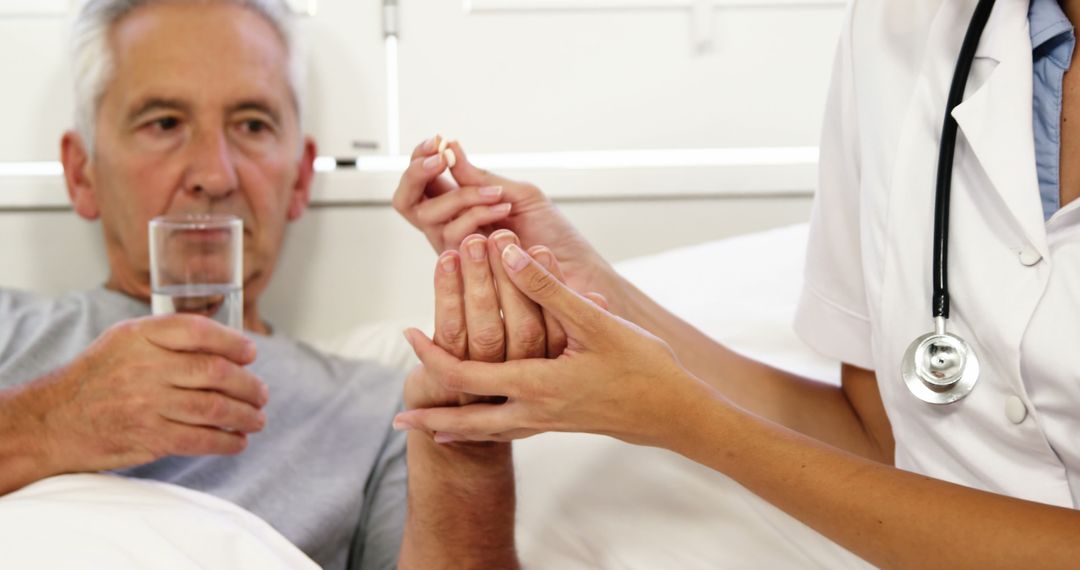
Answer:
[
  {"xmin": 670, "ymin": 387, "xmax": 1080, "ymax": 569},
  {"xmin": 398, "ymin": 433, "xmax": 518, "ymax": 569},
  {"xmin": 0, "ymin": 381, "xmax": 62, "ymax": 496},
  {"xmin": 609, "ymin": 273, "xmax": 882, "ymax": 460}
]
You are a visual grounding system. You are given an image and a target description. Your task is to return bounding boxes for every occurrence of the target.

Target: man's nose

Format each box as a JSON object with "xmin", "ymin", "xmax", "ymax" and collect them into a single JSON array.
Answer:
[{"xmin": 182, "ymin": 130, "xmax": 239, "ymax": 199}]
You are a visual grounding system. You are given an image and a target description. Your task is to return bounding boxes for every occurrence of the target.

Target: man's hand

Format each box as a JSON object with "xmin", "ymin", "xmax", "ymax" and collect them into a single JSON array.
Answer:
[
  {"xmin": 5, "ymin": 314, "xmax": 267, "ymax": 486},
  {"xmin": 392, "ymin": 137, "xmax": 619, "ymax": 310}
]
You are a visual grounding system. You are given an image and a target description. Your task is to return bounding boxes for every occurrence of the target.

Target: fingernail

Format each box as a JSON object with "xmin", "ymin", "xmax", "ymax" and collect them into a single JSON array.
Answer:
[
  {"xmin": 423, "ymin": 154, "xmax": 441, "ymax": 171},
  {"xmin": 502, "ymin": 243, "xmax": 530, "ymax": 272},
  {"xmin": 465, "ymin": 238, "xmax": 486, "ymax": 261},
  {"xmin": 532, "ymin": 248, "xmax": 553, "ymax": 268},
  {"xmin": 402, "ymin": 329, "xmax": 416, "ymax": 348},
  {"xmin": 392, "ymin": 417, "xmax": 414, "ymax": 431},
  {"xmin": 439, "ymin": 252, "xmax": 458, "ymax": 274},
  {"xmin": 434, "ymin": 433, "xmax": 461, "ymax": 444},
  {"xmin": 491, "ymin": 229, "xmax": 517, "ymax": 253},
  {"xmin": 478, "ymin": 185, "xmax": 503, "ymax": 198},
  {"xmin": 423, "ymin": 136, "xmax": 439, "ymax": 153},
  {"xmin": 489, "ymin": 203, "xmax": 512, "ymax": 215},
  {"xmin": 445, "ymin": 149, "xmax": 458, "ymax": 168},
  {"xmin": 245, "ymin": 339, "xmax": 258, "ymax": 360}
]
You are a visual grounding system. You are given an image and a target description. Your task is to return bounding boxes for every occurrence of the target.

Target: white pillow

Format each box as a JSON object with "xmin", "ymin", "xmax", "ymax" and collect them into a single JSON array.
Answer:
[{"xmin": 0, "ymin": 474, "xmax": 319, "ymax": 570}]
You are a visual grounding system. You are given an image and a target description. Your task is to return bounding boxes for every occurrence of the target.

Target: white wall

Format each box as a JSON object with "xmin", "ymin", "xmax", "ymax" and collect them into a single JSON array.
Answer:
[{"xmin": 0, "ymin": 0, "xmax": 844, "ymax": 342}]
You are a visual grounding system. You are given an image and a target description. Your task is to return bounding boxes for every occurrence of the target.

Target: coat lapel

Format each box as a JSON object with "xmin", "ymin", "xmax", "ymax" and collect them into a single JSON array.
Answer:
[{"xmin": 951, "ymin": 0, "xmax": 1049, "ymax": 257}]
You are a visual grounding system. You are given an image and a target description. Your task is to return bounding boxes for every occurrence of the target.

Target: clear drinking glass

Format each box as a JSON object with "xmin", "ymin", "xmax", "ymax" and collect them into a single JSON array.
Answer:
[{"xmin": 149, "ymin": 214, "xmax": 243, "ymax": 330}]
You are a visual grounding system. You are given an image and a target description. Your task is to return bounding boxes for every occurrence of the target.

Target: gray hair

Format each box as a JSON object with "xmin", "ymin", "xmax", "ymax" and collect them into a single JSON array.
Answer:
[{"xmin": 71, "ymin": 0, "xmax": 306, "ymax": 154}]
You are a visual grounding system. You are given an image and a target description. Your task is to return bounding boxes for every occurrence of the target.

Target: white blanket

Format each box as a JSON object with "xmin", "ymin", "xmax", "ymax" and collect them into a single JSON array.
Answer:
[{"xmin": 0, "ymin": 473, "xmax": 318, "ymax": 569}]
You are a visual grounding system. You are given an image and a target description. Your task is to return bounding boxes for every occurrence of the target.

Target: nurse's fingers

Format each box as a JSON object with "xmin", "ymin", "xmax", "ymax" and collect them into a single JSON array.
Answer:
[
  {"xmin": 432, "ymin": 427, "xmax": 542, "ymax": 444},
  {"xmin": 411, "ymin": 135, "xmax": 461, "ymax": 198},
  {"xmin": 402, "ymin": 328, "xmax": 534, "ymax": 398},
  {"xmin": 499, "ymin": 244, "xmax": 609, "ymax": 339},
  {"xmin": 458, "ymin": 235, "xmax": 506, "ymax": 362},
  {"xmin": 526, "ymin": 245, "xmax": 569, "ymax": 358},
  {"xmin": 445, "ymin": 140, "xmax": 500, "ymax": 188},
  {"xmin": 442, "ymin": 205, "xmax": 513, "ymax": 257},
  {"xmin": 392, "ymin": 152, "xmax": 456, "ymax": 224},
  {"xmin": 584, "ymin": 292, "xmax": 610, "ymax": 312},
  {"xmin": 409, "ymin": 135, "xmax": 439, "ymax": 160},
  {"xmin": 414, "ymin": 185, "xmax": 505, "ymax": 228},
  {"xmin": 433, "ymin": 251, "xmax": 467, "ymax": 359},
  {"xmin": 488, "ymin": 231, "xmax": 547, "ymax": 361},
  {"xmin": 395, "ymin": 403, "xmax": 519, "ymax": 439}
]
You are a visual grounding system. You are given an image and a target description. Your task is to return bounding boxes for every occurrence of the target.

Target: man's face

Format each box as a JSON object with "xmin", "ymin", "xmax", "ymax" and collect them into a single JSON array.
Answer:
[{"xmin": 76, "ymin": 1, "xmax": 313, "ymax": 305}]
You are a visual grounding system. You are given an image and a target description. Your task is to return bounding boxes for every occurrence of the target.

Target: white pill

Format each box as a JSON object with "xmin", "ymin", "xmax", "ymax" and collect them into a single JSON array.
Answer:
[
  {"xmin": 437, "ymin": 137, "xmax": 449, "ymax": 154},
  {"xmin": 445, "ymin": 148, "xmax": 457, "ymax": 168}
]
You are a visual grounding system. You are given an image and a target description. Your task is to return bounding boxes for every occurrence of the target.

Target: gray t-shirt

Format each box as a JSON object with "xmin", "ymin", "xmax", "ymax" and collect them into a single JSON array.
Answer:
[{"xmin": 0, "ymin": 287, "xmax": 407, "ymax": 570}]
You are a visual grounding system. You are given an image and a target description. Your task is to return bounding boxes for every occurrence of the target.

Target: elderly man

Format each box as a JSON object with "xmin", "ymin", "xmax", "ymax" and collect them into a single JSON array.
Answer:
[{"xmin": 0, "ymin": 0, "xmax": 516, "ymax": 568}]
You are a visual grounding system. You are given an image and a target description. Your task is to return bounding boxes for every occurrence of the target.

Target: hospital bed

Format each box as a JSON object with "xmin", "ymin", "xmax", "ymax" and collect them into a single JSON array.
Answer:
[{"xmin": 0, "ymin": 223, "xmax": 870, "ymax": 569}]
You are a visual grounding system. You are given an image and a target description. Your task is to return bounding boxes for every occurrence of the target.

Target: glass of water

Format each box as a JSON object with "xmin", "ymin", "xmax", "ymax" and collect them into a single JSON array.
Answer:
[{"xmin": 149, "ymin": 214, "xmax": 243, "ymax": 330}]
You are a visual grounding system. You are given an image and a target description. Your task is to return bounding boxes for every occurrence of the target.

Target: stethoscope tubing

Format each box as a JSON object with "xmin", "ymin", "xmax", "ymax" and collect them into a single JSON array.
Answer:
[{"xmin": 933, "ymin": 0, "xmax": 997, "ymax": 320}]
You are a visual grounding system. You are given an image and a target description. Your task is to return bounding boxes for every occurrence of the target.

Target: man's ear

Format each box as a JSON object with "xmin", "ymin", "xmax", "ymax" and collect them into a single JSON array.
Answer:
[
  {"xmin": 287, "ymin": 137, "xmax": 316, "ymax": 221},
  {"xmin": 61, "ymin": 131, "xmax": 100, "ymax": 220}
]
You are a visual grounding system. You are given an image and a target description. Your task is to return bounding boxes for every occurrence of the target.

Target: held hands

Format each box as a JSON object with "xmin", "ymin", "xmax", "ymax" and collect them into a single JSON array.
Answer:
[
  {"xmin": 403, "ymin": 230, "xmax": 575, "ymax": 443},
  {"xmin": 395, "ymin": 231, "xmax": 711, "ymax": 448},
  {"xmin": 32, "ymin": 315, "xmax": 267, "ymax": 475},
  {"xmin": 393, "ymin": 137, "xmax": 618, "ymax": 308}
]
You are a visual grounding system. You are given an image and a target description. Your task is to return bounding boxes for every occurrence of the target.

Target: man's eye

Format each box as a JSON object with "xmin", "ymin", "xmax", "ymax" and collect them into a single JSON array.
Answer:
[
  {"xmin": 152, "ymin": 117, "xmax": 179, "ymax": 131},
  {"xmin": 242, "ymin": 119, "xmax": 270, "ymax": 134}
]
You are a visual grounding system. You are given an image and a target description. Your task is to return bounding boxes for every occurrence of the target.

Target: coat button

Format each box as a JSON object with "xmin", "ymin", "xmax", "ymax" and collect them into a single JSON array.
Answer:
[
  {"xmin": 1005, "ymin": 395, "xmax": 1028, "ymax": 424},
  {"xmin": 1018, "ymin": 248, "xmax": 1042, "ymax": 266}
]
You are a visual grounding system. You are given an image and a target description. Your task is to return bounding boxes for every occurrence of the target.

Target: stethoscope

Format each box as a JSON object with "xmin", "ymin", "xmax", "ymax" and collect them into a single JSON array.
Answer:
[{"xmin": 901, "ymin": 0, "xmax": 996, "ymax": 405}]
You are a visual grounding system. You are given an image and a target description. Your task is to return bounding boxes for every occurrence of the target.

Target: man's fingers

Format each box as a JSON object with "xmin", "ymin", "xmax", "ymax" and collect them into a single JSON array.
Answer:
[
  {"xmin": 488, "ymin": 230, "xmax": 547, "ymax": 360},
  {"xmin": 433, "ymin": 251, "xmax": 468, "ymax": 359},
  {"xmin": 170, "ymin": 354, "xmax": 268, "ymax": 409},
  {"xmin": 403, "ymin": 328, "xmax": 527, "ymax": 397},
  {"xmin": 458, "ymin": 235, "xmax": 506, "ymax": 362},
  {"xmin": 414, "ymin": 185, "xmax": 505, "ymax": 227},
  {"xmin": 528, "ymin": 245, "xmax": 569, "ymax": 358},
  {"xmin": 161, "ymin": 420, "xmax": 250, "ymax": 457},
  {"xmin": 162, "ymin": 389, "xmax": 266, "ymax": 433},
  {"xmin": 137, "ymin": 314, "xmax": 256, "ymax": 365},
  {"xmin": 498, "ymin": 243, "xmax": 607, "ymax": 339},
  {"xmin": 441, "ymin": 204, "xmax": 513, "ymax": 251}
]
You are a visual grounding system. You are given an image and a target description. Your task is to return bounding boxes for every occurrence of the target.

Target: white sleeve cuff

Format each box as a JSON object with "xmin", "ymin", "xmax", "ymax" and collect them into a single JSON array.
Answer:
[{"xmin": 793, "ymin": 284, "xmax": 875, "ymax": 371}]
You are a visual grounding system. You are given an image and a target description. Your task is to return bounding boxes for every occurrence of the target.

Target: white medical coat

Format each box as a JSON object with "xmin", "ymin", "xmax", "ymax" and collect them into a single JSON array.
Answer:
[{"xmin": 794, "ymin": 0, "xmax": 1079, "ymax": 508}]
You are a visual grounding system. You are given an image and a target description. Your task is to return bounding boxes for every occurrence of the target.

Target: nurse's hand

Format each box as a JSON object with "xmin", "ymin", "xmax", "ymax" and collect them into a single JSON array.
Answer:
[
  {"xmin": 393, "ymin": 137, "xmax": 620, "ymax": 312},
  {"xmin": 403, "ymin": 231, "xmax": 572, "ymax": 437},
  {"xmin": 394, "ymin": 238, "xmax": 711, "ymax": 447}
]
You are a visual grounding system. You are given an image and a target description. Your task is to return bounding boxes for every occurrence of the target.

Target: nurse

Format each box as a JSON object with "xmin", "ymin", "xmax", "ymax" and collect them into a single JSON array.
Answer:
[{"xmin": 392, "ymin": 0, "xmax": 1080, "ymax": 565}]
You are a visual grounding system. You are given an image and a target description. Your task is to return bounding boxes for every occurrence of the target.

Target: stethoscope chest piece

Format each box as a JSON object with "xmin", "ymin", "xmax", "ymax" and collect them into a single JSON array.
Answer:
[{"xmin": 901, "ymin": 319, "xmax": 980, "ymax": 405}]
